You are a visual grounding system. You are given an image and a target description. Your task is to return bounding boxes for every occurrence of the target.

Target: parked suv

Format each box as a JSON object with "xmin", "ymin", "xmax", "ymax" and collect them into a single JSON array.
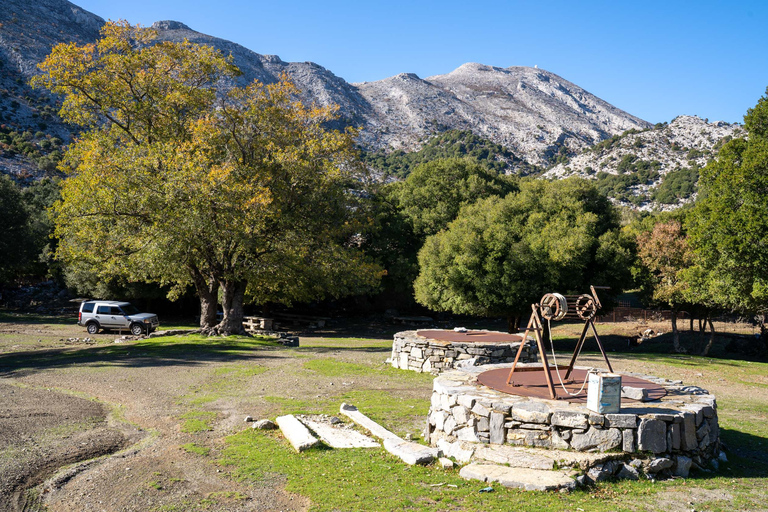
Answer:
[{"xmin": 78, "ymin": 300, "xmax": 160, "ymax": 336}]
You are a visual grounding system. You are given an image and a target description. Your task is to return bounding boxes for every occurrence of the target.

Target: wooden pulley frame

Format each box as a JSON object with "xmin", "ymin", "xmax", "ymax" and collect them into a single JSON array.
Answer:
[
  {"xmin": 575, "ymin": 294, "xmax": 597, "ymax": 320},
  {"xmin": 506, "ymin": 285, "xmax": 613, "ymax": 400},
  {"xmin": 539, "ymin": 293, "xmax": 568, "ymax": 321}
]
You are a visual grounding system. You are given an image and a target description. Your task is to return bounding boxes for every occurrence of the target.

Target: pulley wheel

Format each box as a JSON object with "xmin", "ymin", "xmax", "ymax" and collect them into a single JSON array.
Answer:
[
  {"xmin": 540, "ymin": 293, "xmax": 567, "ymax": 321},
  {"xmin": 575, "ymin": 294, "xmax": 597, "ymax": 320}
]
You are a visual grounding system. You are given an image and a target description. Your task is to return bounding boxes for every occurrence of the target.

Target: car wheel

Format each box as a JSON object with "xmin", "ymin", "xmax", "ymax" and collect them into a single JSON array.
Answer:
[
  {"xmin": 86, "ymin": 322, "xmax": 99, "ymax": 335},
  {"xmin": 130, "ymin": 323, "xmax": 145, "ymax": 336}
]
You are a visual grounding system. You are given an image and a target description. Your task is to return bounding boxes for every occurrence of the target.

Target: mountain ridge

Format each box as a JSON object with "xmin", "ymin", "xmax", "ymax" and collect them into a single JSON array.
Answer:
[{"xmin": 0, "ymin": 0, "xmax": 737, "ymax": 204}]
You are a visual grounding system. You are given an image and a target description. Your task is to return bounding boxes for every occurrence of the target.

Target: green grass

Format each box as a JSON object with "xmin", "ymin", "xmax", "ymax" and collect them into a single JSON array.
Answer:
[
  {"xmin": 180, "ymin": 411, "xmax": 217, "ymax": 433},
  {"xmin": 184, "ymin": 364, "xmax": 270, "ymax": 406},
  {"xmin": 181, "ymin": 443, "xmax": 210, "ymax": 456},
  {"xmin": 221, "ymin": 430, "xmax": 663, "ymax": 512},
  {"xmin": 302, "ymin": 358, "xmax": 378, "ymax": 377}
]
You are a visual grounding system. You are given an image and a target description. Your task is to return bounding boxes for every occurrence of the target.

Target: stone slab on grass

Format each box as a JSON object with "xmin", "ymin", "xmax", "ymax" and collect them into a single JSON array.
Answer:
[
  {"xmin": 276, "ymin": 415, "xmax": 320, "ymax": 452},
  {"xmin": 470, "ymin": 443, "xmax": 621, "ymax": 471},
  {"xmin": 299, "ymin": 417, "xmax": 379, "ymax": 449},
  {"xmin": 383, "ymin": 438, "xmax": 439, "ymax": 465},
  {"xmin": 459, "ymin": 463, "xmax": 577, "ymax": 491},
  {"xmin": 339, "ymin": 403, "xmax": 400, "ymax": 441}
]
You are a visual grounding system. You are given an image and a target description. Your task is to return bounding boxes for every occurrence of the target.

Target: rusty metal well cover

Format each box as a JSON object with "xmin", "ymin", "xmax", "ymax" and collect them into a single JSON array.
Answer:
[
  {"xmin": 477, "ymin": 367, "xmax": 667, "ymax": 403},
  {"xmin": 416, "ymin": 330, "xmax": 523, "ymax": 344}
]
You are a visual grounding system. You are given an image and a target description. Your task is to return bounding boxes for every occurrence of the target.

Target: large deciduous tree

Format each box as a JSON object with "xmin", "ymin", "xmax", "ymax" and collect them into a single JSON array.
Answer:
[
  {"xmin": 414, "ymin": 178, "xmax": 633, "ymax": 330},
  {"xmin": 635, "ymin": 220, "xmax": 692, "ymax": 353},
  {"xmin": 686, "ymin": 88, "xmax": 768, "ymax": 341},
  {"xmin": 33, "ymin": 22, "xmax": 381, "ymax": 334}
]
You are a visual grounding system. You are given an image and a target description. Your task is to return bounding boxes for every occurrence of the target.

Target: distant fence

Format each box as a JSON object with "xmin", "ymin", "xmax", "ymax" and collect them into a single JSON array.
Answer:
[{"xmin": 597, "ymin": 307, "xmax": 684, "ymax": 323}]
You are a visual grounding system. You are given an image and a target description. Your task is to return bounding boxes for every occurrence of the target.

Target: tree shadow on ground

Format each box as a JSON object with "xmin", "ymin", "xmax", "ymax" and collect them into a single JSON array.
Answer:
[{"xmin": 0, "ymin": 338, "xmax": 293, "ymax": 378}]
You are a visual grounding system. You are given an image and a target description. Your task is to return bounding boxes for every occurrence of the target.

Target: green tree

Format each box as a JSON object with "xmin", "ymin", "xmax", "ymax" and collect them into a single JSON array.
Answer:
[
  {"xmin": 33, "ymin": 22, "xmax": 380, "ymax": 334},
  {"xmin": 362, "ymin": 158, "xmax": 518, "ymax": 309},
  {"xmin": 0, "ymin": 175, "xmax": 36, "ymax": 285},
  {"xmin": 414, "ymin": 178, "xmax": 633, "ymax": 329},
  {"xmin": 392, "ymin": 158, "xmax": 518, "ymax": 238},
  {"xmin": 686, "ymin": 87, "xmax": 768, "ymax": 341}
]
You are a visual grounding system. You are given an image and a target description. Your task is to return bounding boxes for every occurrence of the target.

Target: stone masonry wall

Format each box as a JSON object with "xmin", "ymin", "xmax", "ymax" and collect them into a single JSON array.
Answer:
[
  {"xmin": 390, "ymin": 330, "xmax": 537, "ymax": 374},
  {"xmin": 428, "ymin": 366, "xmax": 720, "ymax": 478}
]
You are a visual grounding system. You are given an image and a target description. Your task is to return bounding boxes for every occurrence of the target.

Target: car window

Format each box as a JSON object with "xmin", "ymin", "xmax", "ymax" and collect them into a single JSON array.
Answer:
[
  {"xmin": 110, "ymin": 306, "xmax": 123, "ymax": 315},
  {"xmin": 82, "ymin": 303, "xmax": 95, "ymax": 313},
  {"xmin": 97, "ymin": 305, "xmax": 110, "ymax": 314},
  {"xmin": 121, "ymin": 304, "xmax": 139, "ymax": 315}
]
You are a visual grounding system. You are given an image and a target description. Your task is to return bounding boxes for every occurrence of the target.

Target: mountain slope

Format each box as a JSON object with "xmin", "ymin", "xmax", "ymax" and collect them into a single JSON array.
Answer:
[
  {"xmin": 357, "ymin": 63, "xmax": 651, "ymax": 166},
  {"xmin": 0, "ymin": 0, "xmax": 105, "ymax": 180},
  {"xmin": 543, "ymin": 115, "xmax": 741, "ymax": 208}
]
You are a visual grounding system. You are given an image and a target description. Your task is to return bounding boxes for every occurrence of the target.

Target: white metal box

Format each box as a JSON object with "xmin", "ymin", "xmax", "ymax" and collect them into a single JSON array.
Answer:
[{"xmin": 586, "ymin": 372, "xmax": 622, "ymax": 414}]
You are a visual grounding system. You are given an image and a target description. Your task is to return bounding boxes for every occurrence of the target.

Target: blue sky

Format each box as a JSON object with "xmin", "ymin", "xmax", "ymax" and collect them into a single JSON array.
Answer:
[{"xmin": 73, "ymin": 0, "xmax": 768, "ymax": 124}]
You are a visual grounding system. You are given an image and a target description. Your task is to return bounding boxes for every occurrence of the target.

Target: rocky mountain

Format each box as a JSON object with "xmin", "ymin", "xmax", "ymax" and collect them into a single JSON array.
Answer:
[
  {"xmin": 0, "ymin": 0, "xmax": 104, "ymax": 180},
  {"xmin": 543, "ymin": 116, "xmax": 742, "ymax": 209},
  {"xmin": 356, "ymin": 63, "xmax": 651, "ymax": 166},
  {"xmin": 0, "ymin": 0, "xmax": 655, "ymax": 179},
  {"xmin": 0, "ymin": 0, "xmax": 736, "ymax": 205}
]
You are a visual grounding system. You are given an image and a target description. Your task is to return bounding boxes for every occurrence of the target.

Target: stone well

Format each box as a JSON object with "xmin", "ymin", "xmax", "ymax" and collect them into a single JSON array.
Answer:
[
  {"xmin": 390, "ymin": 329, "xmax": 537, "ymax": 374},
  {"xmin": 427, "ymin": 363, "xmax": 721, "ymax": 479}
]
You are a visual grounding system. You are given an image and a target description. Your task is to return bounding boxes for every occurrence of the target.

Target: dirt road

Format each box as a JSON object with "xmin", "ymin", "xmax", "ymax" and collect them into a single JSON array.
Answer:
[{"xmin": 0, "ymin": 319, "xmax": 312, "ymax": 511}]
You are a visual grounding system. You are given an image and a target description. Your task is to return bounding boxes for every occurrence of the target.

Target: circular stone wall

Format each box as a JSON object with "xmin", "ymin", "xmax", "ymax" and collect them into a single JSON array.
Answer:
[
  {"xmin": 427, "ymin": 363, "xmax": 720, "ymax": 479},
  {"xmin": 390, "ymin": 330, "xmax": 537, "ymax": 374}
]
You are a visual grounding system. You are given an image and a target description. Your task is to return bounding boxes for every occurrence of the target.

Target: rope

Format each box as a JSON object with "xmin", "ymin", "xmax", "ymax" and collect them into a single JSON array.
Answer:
[
  {"xmin": 551, "ymin": 293, "xmax": 568, "ymax": 321},
  {"xmin": 547, "ymin": 317, "xmax": 594, "ymax": 396}
]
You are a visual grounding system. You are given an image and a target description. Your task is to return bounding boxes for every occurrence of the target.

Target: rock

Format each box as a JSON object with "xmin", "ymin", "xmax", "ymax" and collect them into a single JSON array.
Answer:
[
  {"xmin": 511, "ymin": 401, "xmax": 551, "ymax": 423},
  {"xmin": 670, "ymin": 422, "xmax": 681, "ymax": 450},
  {"xmin": 718, "ymin": 451, "xmax": 728, "ymax": 463},
  {"xmin": 436, "ymin": 439, "xmax": 475, "ymax": 463},
  {"xmin": 340, "ymin": 403, "xmax": 399, "ymax": 441},
  {"xmin": 551, "ymin": 410, "xmax": 589, "ymax": 429},
  {"xmin": 621, "ymin": 386, "xmax": 650, "ymax": 401},
  {"xmin": 472, "ymin": 445, "xmax": 554, "ymax": 470},
  {"xmin": 587, "ymin": 462, "xmax": 616, "ymax": 483},
  {"xmin": 459, "ymin": 463, "xmax": 576, "ymax": 491},
  {"xmin": 646, "ymin": 457, "xmax": 674, "ymax": 473},
  {"xmin": 489, "ymin": 412, "xmax": 505, "ymax": 445},
  {"xmin": 570, "ymin": 427, "xmax": 622, "ymax": 452},
  {"xmin": 622, "ymin": 429, "xmax": 635, "ymax": 452},
  {"xmin": 638, "ymin": 418, "xmax": 667, "ymax": 453},
  {"xmin": 383, "ymin": 438, "xmax": 438, "ymax": 465},
  {"xmin": 471, "ymin": 402, "xmax": 490, "ymax": 417},
  {"xmin": 617, "ymin": 463, "xmax": 639, "ymax": 480},
  {"xmin": 451, "ymin": 405, "xmax": 470, "ymax": 424},
  {"xmin": 439, "ymin": 457, "xmax": 455, "ymax": 469},
  {"xmin": 252, "ymin": 419, "xmax": 277, "ymax": 430},
  {"xmin": 680, "ymin": 412, "xmax": 697, "ymax": 450},
  {"xmin": 456, "ymin": 426, "xmax": 480, "ymax": 443},
  {"xmin": 275, "ymin": 415, "xmax": 320, "ymax": 452},
  {"xmin": 299, "ymin": 417, "xmax": 379, "ymax": 449},
  {"xmin": 244, "ymin": 416, "xmax": 253, "ymax": 422},
  {"xmin": 673, "ymin": 455, "xmax": 692, "ymax": 477},
  {"xmin": 604, "ymin": 413, "xmax": 638, "ymax": 429}
]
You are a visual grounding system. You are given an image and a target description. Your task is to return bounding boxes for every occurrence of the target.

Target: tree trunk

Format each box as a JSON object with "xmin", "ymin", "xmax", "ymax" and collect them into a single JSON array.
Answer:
[
  {"xmin": 190, "ymin": 265, "xmax": 219, "ymax": 330},
  {"xmin": 214, "ymin": 279, "xmax": 247, "ymax": 336},
  {"xmin": 701, "ymin": 316, "xmax": 716, "ymax": 356},
  {"xmin": 507, "ymin": 314, "xmax": 522, "ymax": 334},
  {"xmin": 689, "ymin": 317, "xmax": 694, "ymax": 332},
  {"xmin": 671, "ymin": 310, "xmax": 684, "ymax": 353}
]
